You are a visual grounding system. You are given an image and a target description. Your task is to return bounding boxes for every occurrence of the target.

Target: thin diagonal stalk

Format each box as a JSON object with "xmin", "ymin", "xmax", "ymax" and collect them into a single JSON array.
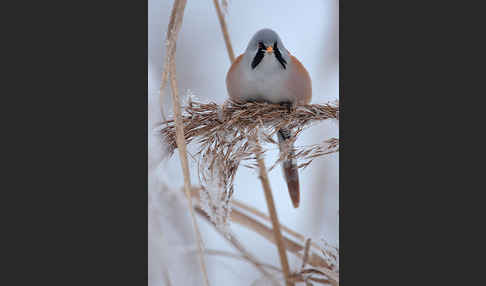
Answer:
[
  {"xmin": 163, "ymin": 0, "xmax": 210, "ymax": 285},
  {"xmin": 233, "ymin": 199, "xmax": 325, "ymax": 252},
  {"xmin": 254, "ymin": 136, "xmax": 294, "ymax": 286},
  {"xmin": 212, "ymin": 0, "xmax": 235, "ymax": 62},
  {"xmin": 301, "ymin": 238, "xmax": 311, "ymax": 271},
  {"xmin": 230, "ymin": 206, "xmax": 339, "ymax": 284},
  {"xmin": 159, "ymin": 0, "xmax": 181, "ymax": 121},
  {"xmin": 193, "ymin": 206, "xmax": 273, "ymax": 278}
]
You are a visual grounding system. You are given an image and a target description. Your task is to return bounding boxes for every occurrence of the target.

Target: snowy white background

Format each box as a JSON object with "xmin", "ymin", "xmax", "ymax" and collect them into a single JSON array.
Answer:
[{"xmin": 149, "ymin": 1, "xmax": 339, "ymax": 285}]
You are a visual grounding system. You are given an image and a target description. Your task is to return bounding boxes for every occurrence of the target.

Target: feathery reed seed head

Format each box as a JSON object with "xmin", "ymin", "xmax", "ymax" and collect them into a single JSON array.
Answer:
[{"xmin": 160, "ymin": 99, "xmax": 339, "ymax": 233}]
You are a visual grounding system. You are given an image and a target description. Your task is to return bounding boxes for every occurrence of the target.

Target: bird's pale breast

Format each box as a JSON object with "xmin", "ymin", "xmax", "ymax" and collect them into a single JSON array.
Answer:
[{"xmin": 226, "ymin": 54, "xmax": 312, "ymax": 105}]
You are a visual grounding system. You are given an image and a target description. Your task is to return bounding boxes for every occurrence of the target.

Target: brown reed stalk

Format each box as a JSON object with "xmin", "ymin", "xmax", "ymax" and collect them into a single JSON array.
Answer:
[
  {"xmin": 212, "ymin": 0, "xmax": 235, "ymax": 62},
  {"xmin": 159, "ymin": 0, "xmax": 182, "ymax": 121},
  {"xmin": 301, "ymin": 238, "xmax": 311, "ymax": 271},
  {"xmin": 232, "ymin": 199, "xmax": 330, "ymax": 255},
  {"xmin": 163, "ymin": 1, "xmax": 210, "ymax": 285},
  {"xmin": 202, "ymin": 250, "xmax": 332, "ymax": 285},
  {"xmin": 253, "ymin": 135, "xmax": 294, "ymax": 286}
]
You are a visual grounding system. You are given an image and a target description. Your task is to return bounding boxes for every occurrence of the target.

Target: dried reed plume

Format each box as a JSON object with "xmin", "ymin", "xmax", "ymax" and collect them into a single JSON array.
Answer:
[
  {"xmin": 161, "ymin": 99, "xmax": 339, "ymax": 158},
  {"xmin": 160, "ymin": 98, "xmax": 339, "ymax": 241}
]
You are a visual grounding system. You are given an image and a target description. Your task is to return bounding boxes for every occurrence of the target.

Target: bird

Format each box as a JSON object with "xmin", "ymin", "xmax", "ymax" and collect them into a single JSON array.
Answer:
[{"xmin": 226, "ymin": 28, "xmax": 312, "ymax": 208}]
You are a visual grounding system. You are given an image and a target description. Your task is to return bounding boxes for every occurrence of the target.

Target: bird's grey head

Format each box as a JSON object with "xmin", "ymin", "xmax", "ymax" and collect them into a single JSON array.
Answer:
[{"xmin": 245, "ymin": 28, "xmax": 290, "ymax": 70}]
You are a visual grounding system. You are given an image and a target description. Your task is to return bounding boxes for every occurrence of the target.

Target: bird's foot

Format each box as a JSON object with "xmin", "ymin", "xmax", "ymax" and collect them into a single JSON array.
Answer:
[{"xmin": 279, "ymin": 101, "xmax": 293, "ymax": 113}]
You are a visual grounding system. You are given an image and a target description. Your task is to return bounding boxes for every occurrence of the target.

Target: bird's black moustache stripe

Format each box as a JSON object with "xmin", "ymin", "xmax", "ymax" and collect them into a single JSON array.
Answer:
[
  {"xmin": 274, "ymin": 41, "xmax": 287, "ymax": 69},
  {"xmin": 251, "ymin": 41, "xmax": 287, "ymax": 70},
  {"xmin": 251, "ymin": 42, "xmax": 265, "ymax": 69}
]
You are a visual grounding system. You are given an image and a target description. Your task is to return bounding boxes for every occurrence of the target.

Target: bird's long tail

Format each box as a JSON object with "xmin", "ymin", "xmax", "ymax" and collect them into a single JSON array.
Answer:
[{"xmin": 277, "ymin": 128, "xmax": 300, "ymax": 208}]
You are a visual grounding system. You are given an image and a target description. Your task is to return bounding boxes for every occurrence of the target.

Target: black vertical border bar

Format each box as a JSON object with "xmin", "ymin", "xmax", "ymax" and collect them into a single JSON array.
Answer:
[
  {"xmin": 338, "ymin": 0, "xmax": 463, "ymax": 284},
  {"xmin": 4, "ymin": 0, "xmax": 150, "ymax": 284}
]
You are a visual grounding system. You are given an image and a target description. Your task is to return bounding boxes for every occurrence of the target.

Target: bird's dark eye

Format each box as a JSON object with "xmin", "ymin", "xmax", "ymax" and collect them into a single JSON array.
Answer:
[
  {"xmin": 258, "ymin": 42, "xmax": 266, "ymax": 50},
  {"xmin": 273, "ymin": 41, "xmax": 287, "ymax": 69}
]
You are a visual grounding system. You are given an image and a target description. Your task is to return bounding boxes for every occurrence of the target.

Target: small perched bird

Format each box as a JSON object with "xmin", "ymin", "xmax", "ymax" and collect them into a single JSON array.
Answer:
[{"xmin": 226, "ymin": 28, "xmax": 312, "ymax": 208}]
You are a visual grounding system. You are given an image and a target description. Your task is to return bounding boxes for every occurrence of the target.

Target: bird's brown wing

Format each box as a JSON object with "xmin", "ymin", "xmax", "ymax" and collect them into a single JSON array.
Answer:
[
  {"xmin": 289, "ymin": 55, "xmax": 312, "ymax": 105},
  {"xmin": 225, "ymin": 54, "xmax": 245, "ymax": 102}
]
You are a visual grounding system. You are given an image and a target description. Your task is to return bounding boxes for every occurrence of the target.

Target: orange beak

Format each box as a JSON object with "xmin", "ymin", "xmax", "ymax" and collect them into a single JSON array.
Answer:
[{"xmin": 266, "ymin": 46, "xmax": 274, "ymax": 53}]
